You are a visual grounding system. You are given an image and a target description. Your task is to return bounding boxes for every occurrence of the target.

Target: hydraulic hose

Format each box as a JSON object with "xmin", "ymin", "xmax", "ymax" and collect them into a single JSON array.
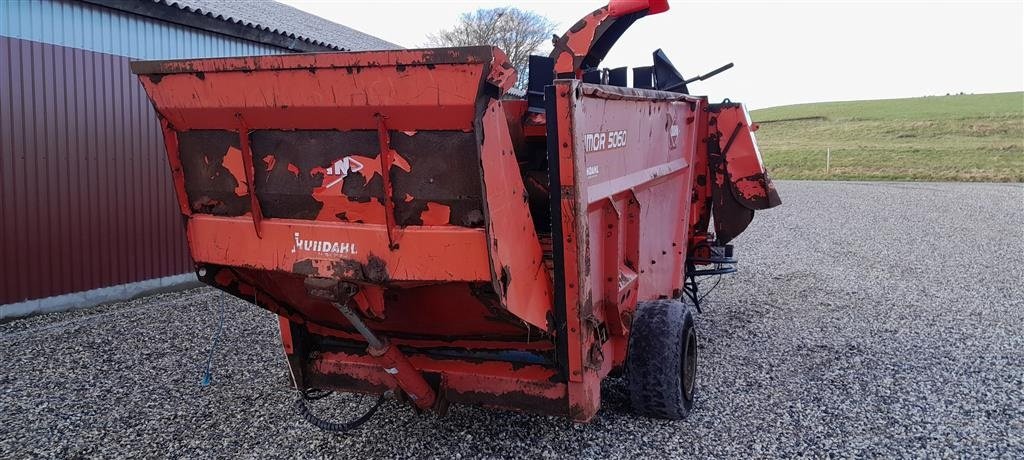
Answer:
[{"xmin": 295, "ymin": 389, "xmax": 386, "ymax": 433}]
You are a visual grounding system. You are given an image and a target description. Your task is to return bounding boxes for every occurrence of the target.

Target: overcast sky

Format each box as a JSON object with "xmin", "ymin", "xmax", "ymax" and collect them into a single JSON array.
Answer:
[{"xmin": 280, "ymin": 0, "xmax": 1024, "ymax": 109}]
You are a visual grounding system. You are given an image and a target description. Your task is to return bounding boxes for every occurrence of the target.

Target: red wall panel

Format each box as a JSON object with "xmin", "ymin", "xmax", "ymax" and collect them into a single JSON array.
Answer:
[{"xmin": 1, "ymin": 36, "xmax": 191, "ymax": 304}]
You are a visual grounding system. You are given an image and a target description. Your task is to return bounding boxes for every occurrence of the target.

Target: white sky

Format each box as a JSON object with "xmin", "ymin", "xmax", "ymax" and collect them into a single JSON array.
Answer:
[{"xmin": 280, "ymin": 0, "xmax": 1024, "ymax": 109}]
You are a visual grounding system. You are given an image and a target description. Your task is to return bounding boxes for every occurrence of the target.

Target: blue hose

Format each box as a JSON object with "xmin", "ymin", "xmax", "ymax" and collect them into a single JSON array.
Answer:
[{"xmin": 200, "ymin": 293, "xmax": 225, "ymax": 387}]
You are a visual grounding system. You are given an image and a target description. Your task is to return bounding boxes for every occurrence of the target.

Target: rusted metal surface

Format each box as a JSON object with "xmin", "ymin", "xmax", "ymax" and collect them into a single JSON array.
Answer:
[
  {"xmin": 712, "ymin": 103, "xmax": 783, "ymax": 210},
  {"xmin": 546, "ymin": 79, "xmax": 701, "ymax": 420},
  {"xmin": 247, "ymin": 129, "xmax": 485, "ymax": 227},
  {"xmin": 130, "ymin": 46, "xmax": 514, "ymax": 132},
  {"xmin": 389, "ymin": 131, "xmax": 485, "ymax": 227},
  {"xmin": 706, "ymin": 103, "xmax": 782, "ymax": 244},
  {"xmin": 130, "ymin": 46, "xmax": 510, "ymax": 76},
  {"xmin": 306, "ymin": 350, "xmax": 568, "ymax": 416},
  {"xmin": 176, "ymin": 130, "xmax": 249, "ymax": 216},
  {"xmin": 550, "ymin": 0, "xmax": 669, "ymax": 78},
  {"xmin": 0, "ymin": 36, "xmax": 190, "ymax": 305},
  {"xmin": 478, "ymin": 99, "xmax": 554, "ymax": 331},
  {"xmin": 252, "ymin": 130, "xmax": 379, "ymax": 221},
  {"xmin": 186, "ymin": 216, "xmax": 492, "ymax": 282},
  {"xmin": 131, "ymin": 0, "xmax": 777, "ymax": 423},
  {"xmin": 374, "ymin": 116, "xmax": 401, "ymax": 248},
  {"xmin": 367, "ymin": 341, "xmax": 438, "ymax": 410},
  {"xmin": 316, "ymin": 287, "xmax": 439, "ymax": 410},
  {"xmin": 236, "ymin": 117, "xmax": 264, "ymax": 237}
]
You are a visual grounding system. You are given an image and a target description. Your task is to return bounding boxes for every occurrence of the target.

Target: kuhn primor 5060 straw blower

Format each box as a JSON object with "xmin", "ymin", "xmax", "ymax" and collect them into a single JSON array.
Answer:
[{"xmin": 132, "ymin": 0, "xmax": 779, "ymax": 428}]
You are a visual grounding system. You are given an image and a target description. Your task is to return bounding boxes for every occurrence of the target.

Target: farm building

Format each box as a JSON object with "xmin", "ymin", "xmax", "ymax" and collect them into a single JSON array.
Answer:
[{"xmin": 1, "ymin": 0, "xmax": 397, "ymax": 319}]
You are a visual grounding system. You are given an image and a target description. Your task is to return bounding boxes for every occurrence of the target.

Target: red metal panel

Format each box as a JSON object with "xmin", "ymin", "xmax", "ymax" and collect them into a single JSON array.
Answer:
[
  {"xmin": 31, "ymin": 39, "xmax": 49, "ymax": 299},
  {"xmin": 550, "ymin": 80, "xmax": 599, "ymax": 419},
  {"xmin": 549, "ymin": 81, "xmax": 702, "ymax": 420},
  {"xmin": 1, "ymin": 36, "xmax": 17, "ymax": 299},
  {"xmin": 132, "ymin": 48, "xmax": 510, "ymax": 132},
  {"xmin": 185, "ymin": 216, "xmax": 492, "ymax": 282},
  {"xmin": 308, "ymin": 351, "xmax": 567, "ymax": 416},
  {"xmin": 715, "ymin": 104, "xmax": 782, "ymax": 209},
  {"xmin": 478, "ymin": 99, "xmax": 553, "ymax": 330},
  {"xmin": 55, "ymin": 43, "xmax": 77, "ymax": 292},
  {"xmin": 0, "ymin": 36, "xmax": 191, "ymax": 305},
  {"xmin": 124, "ymin": 34, "xmax": 771, "ymax": 420}
]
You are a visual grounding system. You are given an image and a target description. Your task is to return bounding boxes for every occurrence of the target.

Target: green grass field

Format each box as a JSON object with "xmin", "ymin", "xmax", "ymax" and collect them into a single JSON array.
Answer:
[{"xmin": 750, "ymin": 92, "xmax": 1023, "ymax": 182}]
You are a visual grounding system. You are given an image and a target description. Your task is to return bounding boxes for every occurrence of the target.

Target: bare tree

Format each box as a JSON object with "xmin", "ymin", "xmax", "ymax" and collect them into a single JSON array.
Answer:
[{"xmin": 427, "ymin": 7, "xmax": 556, "ymax": 89}]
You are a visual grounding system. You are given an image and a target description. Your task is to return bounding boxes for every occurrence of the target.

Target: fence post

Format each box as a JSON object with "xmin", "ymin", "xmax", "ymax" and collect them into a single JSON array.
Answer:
[{"xmin": 826, "ymin": 147, "xmax": 831, "ymax": 175}]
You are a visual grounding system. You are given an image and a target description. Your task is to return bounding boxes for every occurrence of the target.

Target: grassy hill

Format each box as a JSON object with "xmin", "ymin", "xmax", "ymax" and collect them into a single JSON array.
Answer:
[{"xmin": 750, "ymin": 92, "xmax": 1023, "ymax": 181}]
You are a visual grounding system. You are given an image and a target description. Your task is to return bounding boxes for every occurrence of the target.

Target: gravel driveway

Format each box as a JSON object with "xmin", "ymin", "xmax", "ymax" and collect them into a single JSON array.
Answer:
[{"xmin": 2, "ymin": 181, "xmax": 1022, "ymax": 458}]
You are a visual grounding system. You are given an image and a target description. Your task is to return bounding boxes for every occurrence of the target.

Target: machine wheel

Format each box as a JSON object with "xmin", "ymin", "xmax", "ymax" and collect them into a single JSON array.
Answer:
[{"xmin": 627, "ymin": 298, "xmax": 697, "ymax": 419}]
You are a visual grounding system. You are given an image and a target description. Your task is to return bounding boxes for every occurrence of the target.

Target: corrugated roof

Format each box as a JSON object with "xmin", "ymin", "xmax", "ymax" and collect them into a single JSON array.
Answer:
[{"xmin": 153, "ymin": 0, "xmax": 399, "ymax": 51}]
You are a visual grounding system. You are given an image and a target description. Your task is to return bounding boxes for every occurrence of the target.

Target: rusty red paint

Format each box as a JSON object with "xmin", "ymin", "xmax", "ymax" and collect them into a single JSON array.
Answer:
[
  {"xmin": 221, "ymin": 146, "xmax": 247, "ymax": 197},
  {"xmin": 713, "ymin": 104, "xmax": 782, "ymax": 209},
  {"xmin": 420, "ymin": 202, "xmax": 451, "ymax": 226},
  {"xmin": 279, "ymin": 316, "xmax": 295, "ymax": 354},
  {"xmin": 550, "ymin": 1, "xmax": 669, "ymax": 79},
  {"xmin": 551, "ymin": 6, "xmax": 613, "ymax": 78},
  {"xmin": 132, "ymin": 47, "xmax": 501, "ymax": 132},
  {"xmin": 553, "ymin": 79, "xmax": 697, "ymax": 416},
  {"xmin": 478, "ymin": 99, "xmax": 554, "ymax": 331},
  {"xmin": 702, "ymin": 103, "xmax": 781, "ymax": 244},
  {"xmin": 236, "ymin": 118, "xmax": 264, "ymax": 237},
  {"xmin": 375, "ymin": 115, "xmax": 401, "ymax": 249},
  {"xmin": 131, "ymin": 3, "xmax": 778, "ymax": 422},
  {"xmin": 262, "ymin": 154, "xmax": 277, "ymax": 171}
]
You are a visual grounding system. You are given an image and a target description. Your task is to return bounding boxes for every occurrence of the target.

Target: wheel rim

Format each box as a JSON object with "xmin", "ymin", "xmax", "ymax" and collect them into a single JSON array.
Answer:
[{"xmin": 682, "ymin": 327, "xmax": 697, "ymax": 401}]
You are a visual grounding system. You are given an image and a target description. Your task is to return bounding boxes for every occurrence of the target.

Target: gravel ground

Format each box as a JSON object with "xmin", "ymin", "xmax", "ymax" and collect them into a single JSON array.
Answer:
[{"xmin": 2, "ymin": 181, "xmax": 1022, "ymax": 458}]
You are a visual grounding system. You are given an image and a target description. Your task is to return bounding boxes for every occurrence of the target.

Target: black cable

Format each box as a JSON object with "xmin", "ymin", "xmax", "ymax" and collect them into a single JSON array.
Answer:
[
  {"xmin": 295, "ymin": 391, "xmax": 386, "ymax": 433},
  {"xmin": 301, "ymin": 388, "xmax": 333, "ymax": 401},
  {"xmin": 697, "ymin": 275, "xmax": 723, "ymax": 304}
]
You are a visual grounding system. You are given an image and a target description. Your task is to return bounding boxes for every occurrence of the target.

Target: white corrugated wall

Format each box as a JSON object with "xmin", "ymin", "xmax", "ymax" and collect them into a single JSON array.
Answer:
[{"xmin": 0, "ymin": 0, "xmax": 287, "ymax": 59}]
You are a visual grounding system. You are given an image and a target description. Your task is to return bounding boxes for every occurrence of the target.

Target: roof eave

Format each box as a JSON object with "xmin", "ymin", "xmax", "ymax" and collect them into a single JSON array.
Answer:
[{"xmin": 81, "ymin": 0, "xmax": 342, "ymax": 53}]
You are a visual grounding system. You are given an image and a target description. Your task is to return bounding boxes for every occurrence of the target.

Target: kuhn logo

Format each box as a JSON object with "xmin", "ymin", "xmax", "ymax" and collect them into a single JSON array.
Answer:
[
  {"xmin": 323, "ymin": 157, "xmax": 364, "ymax": 188},
  {"xmin": 292, "ymin": 233, "xmax": 358, "ymax": 255}
]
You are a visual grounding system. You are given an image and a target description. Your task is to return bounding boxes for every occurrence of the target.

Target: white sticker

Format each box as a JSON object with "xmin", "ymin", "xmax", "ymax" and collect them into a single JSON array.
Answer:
[{"xmin": 586, "ymin": 165, "xmax": 600, "ymax": 177}]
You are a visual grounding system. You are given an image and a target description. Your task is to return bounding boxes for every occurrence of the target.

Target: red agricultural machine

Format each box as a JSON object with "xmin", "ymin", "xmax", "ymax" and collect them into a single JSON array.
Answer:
[{"xmin": 132, "ymin": 0, "xmax": 779, "ymax": 427}]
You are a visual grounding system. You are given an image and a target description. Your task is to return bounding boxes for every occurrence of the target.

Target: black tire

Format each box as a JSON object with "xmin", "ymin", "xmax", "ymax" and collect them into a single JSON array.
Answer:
[{"xmin": 626, "ymin": 298, "xmax": 697, "ymax": 419}]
